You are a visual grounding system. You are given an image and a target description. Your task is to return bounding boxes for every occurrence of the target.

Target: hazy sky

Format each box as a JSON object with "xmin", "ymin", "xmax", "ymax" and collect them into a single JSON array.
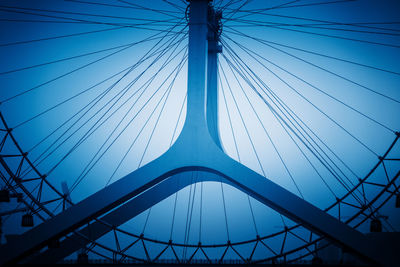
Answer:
[{"xmin": 1, "ymin": 0, "xmax": 400, "ymax": 262}]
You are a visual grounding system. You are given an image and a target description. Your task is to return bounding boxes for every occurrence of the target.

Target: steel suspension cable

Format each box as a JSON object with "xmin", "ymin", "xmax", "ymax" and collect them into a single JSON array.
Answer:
[
  {"xmin": 136, "ymin": 53, "xmax": 187, "ymax": 168},
  {"xmin": 161, "ymin": 0, "xmax": 185, "ymax": 12},
  {"xmin": 220, "ymin": 181, "xmax": 230, "ymax": 242},
  {"xmin": 222, "ymin": 0, "xmax": 300, "ymax": 18},
  {"xmin": 199, "ymin": 181, "xmax": 203, "ymax": 242},
  {"xmin": 225, "ymin": 27, "xmax": 400, "ymax": 105},
  {"xmin": 0, "ymin": 30, "xmax": 172, "ymax": 104},
  {"xmin": 219, "ymin": 59, "xmax": 268, "ymax": 178},
  {"xmin": 104, "ymin": 51, "xmax": 188, "ymax": 187},
  {"xmin": 218, "ymin": 66, "xmax": 259, "ymax": 236},
  {"xmin": 169, "ymin": 94, "xmax": 189, "ymax": 241},
  {"xmin": 0, "ymin": 26, "xmax": 125, "ymax": 47},
  {"xmin": 11, "ymin": 36, "xmax": 181, "ymax": 130},
  {"xmin": 221, "ymin": 44, "xmax": 363, "ymax": 200},
  {"xmin": 68, "ymin": 52, "xmax": 184, "ymax": 199},
  {"xmin": 225, "ymin": 22, "xmax": 400, "ymax": 49},
  {"xmin": 118, "ymin": 0, "xmax": 182, "ymax": 19},
  {"xmin": 0, "ymin": 7, "xmax": 183, "ymax": 32},
  {"xmin": 220, "ymin": 56, "xmax": 306, "ymax": 199},
  {"xmin": 0, "ymin": 34, "xmax": 174, "ymax": 76},
  {"xmin": 222, "ymin": 38, "xmax": 380, "ymax": 159},
  {"xmin": 221, "ymin": 42, "xmax": 359, "ymax": 195},
  {"xmin": 225, "ymin": 18, "xmax": 400, "ymax": 37},
  {"xmin": 224, "ymin": 8, "xmax": 400, "ymax": 35},
  {"xmin": 0, "ymin": 4, "xmax": 182, "ymax": 23},
  {"xmin": 23, "ymin": 24, "xmax": 186, "ymax": 180},
  {"xmin": 224, "ymin": 29, "xmax": 400, "ymax": 76},
  {"xmin": 59, "ymin": 35, "xmax": 187, "ymax": 153},
  {"xmin": 140, "ymin": 62, "xmax": 188, "ymax": 240},
  {"xmin": 221, "ymin": 48, "xmax": 366, "ymax": 205},
  {"xmin": 67, "ymin": 38, "xmax": 188, "ymax": 192},
  {"xmin": 227, "ymin": 36, "xmax": 395, "ymax": 133},
  {"xmin": 220, "ymin": 35, "xmax": 363, "ymax": 183},
  {"xmin": 182, "ymin": 172, "xmax": 196, "ymax": 260},
  {"xmin": 64, "ymin": 0, "xmax": 182, "ymax": 15}
]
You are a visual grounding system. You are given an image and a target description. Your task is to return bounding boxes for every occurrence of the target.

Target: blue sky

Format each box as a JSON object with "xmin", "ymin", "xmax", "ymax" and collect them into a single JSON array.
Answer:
[{"xmin": 1, "ymin": 0, "xmax": 400, "ymax": 262}]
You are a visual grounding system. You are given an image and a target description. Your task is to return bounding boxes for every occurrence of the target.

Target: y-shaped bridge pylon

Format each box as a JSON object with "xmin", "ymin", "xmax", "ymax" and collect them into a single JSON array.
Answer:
[{"xmin": 0, "ymin": 0, "xmax": 392, "ymax": 265}]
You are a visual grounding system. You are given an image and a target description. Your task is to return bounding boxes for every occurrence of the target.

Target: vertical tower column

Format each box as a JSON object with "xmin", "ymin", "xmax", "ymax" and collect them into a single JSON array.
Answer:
[
  {"xmin": 184, "ymin": 0, "xmax": 209, "ymax": 131},
  {"xmin": 180, "ymin": 0, "xmax": 224, "ymax": 152},
  {"xmin": 206, "ymin": 7, "xmax": 223, "ymax": 149}
]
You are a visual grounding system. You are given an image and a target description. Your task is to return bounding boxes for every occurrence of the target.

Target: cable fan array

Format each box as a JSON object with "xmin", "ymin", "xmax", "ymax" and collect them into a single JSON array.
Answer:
[{"xmin": 1, "ymin": 0, "xmax": 400, "ymax": 264}]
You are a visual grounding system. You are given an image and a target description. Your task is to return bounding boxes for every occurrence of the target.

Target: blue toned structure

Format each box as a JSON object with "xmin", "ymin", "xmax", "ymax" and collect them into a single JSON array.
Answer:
[{"xmin": 0, "ymin": 0, "xmax": 400, "ymax": 266}]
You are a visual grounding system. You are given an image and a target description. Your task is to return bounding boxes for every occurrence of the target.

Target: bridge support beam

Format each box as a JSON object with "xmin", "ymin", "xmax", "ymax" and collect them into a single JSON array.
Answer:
[
  {"xmin": 206, "ymin": 6, "xmax": 223, "ymax": 149},
  {"xmin": 29, "ymin": 173, "xmax": 229, "ymax": 263}
]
